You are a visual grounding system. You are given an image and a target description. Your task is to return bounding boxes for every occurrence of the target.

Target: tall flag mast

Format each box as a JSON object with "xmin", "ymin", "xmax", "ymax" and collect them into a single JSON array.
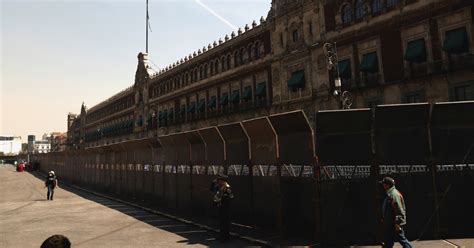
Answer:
[{"xmin": 146, "ymin": 0, "xmax": 149, "ymax": 53}]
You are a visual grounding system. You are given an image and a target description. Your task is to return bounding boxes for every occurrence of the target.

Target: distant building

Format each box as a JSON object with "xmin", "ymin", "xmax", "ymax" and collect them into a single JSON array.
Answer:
[
  {"xmin": 34, "ymin": 140, "xmax": 50, "ymax": 154},
  {"xmin": 27, "ymin": 135, "xmax": 36, "ymax": 154},
  {"xmin": 51, "ymin": 133, "xmax": 67, "ymax": 152},
  {"xmin": 0, "ymin": 135, "xmax": 22, "ymax": 156}
]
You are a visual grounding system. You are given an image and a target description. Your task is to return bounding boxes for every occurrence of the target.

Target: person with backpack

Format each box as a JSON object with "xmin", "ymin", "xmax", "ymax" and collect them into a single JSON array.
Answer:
[{"xmin": 45, "ymin": 171, "xmax": 58, "ymax": 200}]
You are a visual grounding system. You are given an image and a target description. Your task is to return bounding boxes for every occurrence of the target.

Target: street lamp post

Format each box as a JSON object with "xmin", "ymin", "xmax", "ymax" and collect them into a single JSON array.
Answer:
[{"xmin": 323, "ymin": 42, "xmax": 353, "ymax": 109}]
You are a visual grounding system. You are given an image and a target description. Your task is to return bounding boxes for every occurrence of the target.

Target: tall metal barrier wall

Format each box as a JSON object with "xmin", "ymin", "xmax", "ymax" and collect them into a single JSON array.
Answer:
[{"xmin": 32, "ymin": 102, "xmax": 474, "ymax": 245}]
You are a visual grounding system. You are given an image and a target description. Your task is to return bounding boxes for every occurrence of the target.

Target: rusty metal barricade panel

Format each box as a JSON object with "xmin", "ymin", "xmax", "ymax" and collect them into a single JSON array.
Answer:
[
  {"xmin": 319, "ymin": 179, "xmax": 377, "ymax": 245},
  {"xmin": 375, "ymin": 104, "xmax": 430, "ymax": 164},
  {"xmin": 269, "ymin": 111, "xmax": 315, "ymax": 165},
  {"xmin": 218, "ymin": 122, "xmax": 250, "ymax": 165},
  {"xmin": 242, "ymin": 117, "xmax": 277, "ymax": 165},
  {"xmin": 135, "ymin": 164, "xmax": 144, "ymax": 200},
  {"xmin": 172, "ymin": 133, "xmax": 191, "ymax": 165},
  {"xmin": 280, "ymin": 177, "xmax": 316, "ymax": 238},
  {"xmin": 190, "ymin": 173, "xmax": 216, "ymax": 217},
  {"xmin": 163, "ymin": 172, "xmax": 177, "ymax": 210},
  {"xmin": 317, "ymin": 109, "xmax": 372, "ymax": 165},
  {"xmin": 186, "ymin": 131, "xmax": 206, "ymax": 165},
  {"xmin": 143, "ymin": 168, "xmax": 155, "ymax": 200},
  {"xmin": 432, "ymin": 101, "xmax": 474, "ymax": 164},
  {"xmin": 435, "ymin": 170, "xmax": 474, "ymax": 237},
  {"xmin": 176, "ymin": 174, "xmax": 192, "ymax": 213},
  {"xmin": 153, "ymin": 169, "xmax": 165, "ymax": 205},
  {"xmin": 252, "ymin": 176, "xmax": 280, "ymax": 228},
  {"xmin": 198, "ymin": 127, "xmax": 225, "ymax": 165},
  {"xmin": 158, "ymin": 136, "xmax": 177, "ymax": 165},
  {"xmin": 228, "ymin": 176, "xmax": 253, "ymax": 225}
]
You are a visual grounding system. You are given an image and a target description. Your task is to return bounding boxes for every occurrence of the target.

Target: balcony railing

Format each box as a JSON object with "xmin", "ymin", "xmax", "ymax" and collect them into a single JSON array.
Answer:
[{"xmin": 404, "ymin": 54, "xmax": 473, "ymax": 78}]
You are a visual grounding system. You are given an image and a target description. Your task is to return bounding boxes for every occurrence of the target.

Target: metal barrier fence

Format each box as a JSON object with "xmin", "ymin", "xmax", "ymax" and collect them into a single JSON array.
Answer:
[{"xmin": 32, "ymin": 101, "xmax": 474, "ymax": 245}]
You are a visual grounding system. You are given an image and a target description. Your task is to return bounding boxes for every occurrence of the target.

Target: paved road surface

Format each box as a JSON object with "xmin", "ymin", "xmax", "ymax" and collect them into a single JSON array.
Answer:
[{"xmin": 0, "ymin": 164, "xmax": 254, "ymax": 247}]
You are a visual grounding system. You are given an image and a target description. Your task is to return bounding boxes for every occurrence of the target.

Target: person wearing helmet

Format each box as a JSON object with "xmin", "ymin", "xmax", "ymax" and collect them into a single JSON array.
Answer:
[{"xmin": 45, "ymin": 171, "xmax": 58, "ymax": 200}]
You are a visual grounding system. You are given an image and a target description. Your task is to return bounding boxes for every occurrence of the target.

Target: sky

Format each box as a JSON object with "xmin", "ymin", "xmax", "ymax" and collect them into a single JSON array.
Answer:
[{"xmin": 0, "ymin": 0, "xmax": 271, "ymax": 142}]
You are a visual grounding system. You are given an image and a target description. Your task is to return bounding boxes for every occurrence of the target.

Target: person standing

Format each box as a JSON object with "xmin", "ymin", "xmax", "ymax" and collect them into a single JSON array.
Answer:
[
  {"xmin": 380, "ymin": 177, "xmax": 412, "ymax": 248},
  {"xmin": 212, "ymin": 174, "xmax": 234, "ymax": 242},
  {"xmin": 45, "ymin": 171, "xmax": 58, "ymax": 200}
]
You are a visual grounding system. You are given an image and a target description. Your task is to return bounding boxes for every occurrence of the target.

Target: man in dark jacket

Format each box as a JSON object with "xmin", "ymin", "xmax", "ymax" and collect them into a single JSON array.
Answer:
[
  {"xmin": 45, "ymin": 171, "xmax": 58, "ymax": 200},
  {"xmin": 380, "ymin": 177, "xmax": 412, "ymax": 248}
]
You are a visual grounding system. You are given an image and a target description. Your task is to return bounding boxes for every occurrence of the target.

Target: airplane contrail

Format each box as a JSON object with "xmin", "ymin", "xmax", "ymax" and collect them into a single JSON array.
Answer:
[{"xmin": 194, "ymin": 0, "xmax": 238, "ymax": 30}]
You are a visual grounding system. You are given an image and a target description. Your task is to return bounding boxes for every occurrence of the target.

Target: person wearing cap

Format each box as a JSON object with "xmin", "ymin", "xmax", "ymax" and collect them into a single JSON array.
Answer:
[
  {"xmin": 45, "ymin": 171, "xmax": 58, "ymax": 200},
  {"xmin": 212, "ymin": 174, "xmax": 234, "ymax": 242},
  {"xmin": 380, "ymin": 177, "xmax": 412, "ymax": 248}
]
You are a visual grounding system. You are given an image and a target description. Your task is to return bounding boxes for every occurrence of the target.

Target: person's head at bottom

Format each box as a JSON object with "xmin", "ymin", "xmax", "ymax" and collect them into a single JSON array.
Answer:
[
  {"xmin": 379, "ymin": 176, "xmax": 395, "ymax": 191},
  {"xmin": 41, "ymin": 234, "xmax": 71, "ymax": 248},
  {"xmin": 216, "ymin": 173, "xmax": 228, "ymax": 186}
]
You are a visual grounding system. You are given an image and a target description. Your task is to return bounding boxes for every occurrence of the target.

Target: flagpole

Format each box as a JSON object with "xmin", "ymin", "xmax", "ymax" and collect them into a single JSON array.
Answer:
[{"xmin": 146, "ymin": 0, "xmax": 149, "ymax": 53}]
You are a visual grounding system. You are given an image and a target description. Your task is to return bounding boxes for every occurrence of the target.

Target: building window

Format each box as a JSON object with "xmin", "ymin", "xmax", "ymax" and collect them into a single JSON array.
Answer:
[
  {"xmin": 355, "ymin": 0, "xmax": 366, "ymax": 20},
  {"xmin": 309, "ymin": 22, "xmax": 313, "ymax": 35},
  {"xmin": 404, "ymin": 38, "xmax": 427, "ymax": 63},
  {"xmin": 442, "ymin": 27, "xmax": 469, "ymax": 54},
  {"xmin": 372, "ymin": 0, "xmax": 382, "ymax": 14},
  {"xmin": 342, "ymin": 4, "xmax": 353, "ymax": 24},
  {"xmin": 292, "ymin": 29, "xmax": 299, "ymax": 42},
  {"xmin": 280, "ymin": 33, "xmax": 284, "ymax": 46},
  {"xmin": 386, "ymin": 0, "xmax": 399, "ymax": 8},
  {"xmin": 403, "ymin": 92, "xmax": 423, "ymax": 103},
  {"xmin": 451, "ymin": 83, "xmax": 473, "ymax": 101}
]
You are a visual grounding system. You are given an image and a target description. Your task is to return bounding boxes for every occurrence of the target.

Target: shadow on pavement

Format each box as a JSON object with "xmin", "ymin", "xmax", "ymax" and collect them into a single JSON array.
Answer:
[{"xmin": 28, "ymin": 171, "xmax": 254, "ymax": 247}]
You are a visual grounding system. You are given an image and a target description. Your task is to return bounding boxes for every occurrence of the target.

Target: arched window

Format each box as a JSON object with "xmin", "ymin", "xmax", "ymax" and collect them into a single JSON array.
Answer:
[
  {"xmin": 226, "ymin": 54, "xmax": 231, "ymax": 69},
  {"xmin": 210, "ymin": 61, "xmax": 214, "ymax": 75},
  {"xmin": 199, "ymin": 66, "xmax": 203, "ymax": 80},
  {"xmin": 292, "ymin": 29, "xmax": 299, "ymax": 42},
  {"xmin": 341, "ymin": 4, "xmax": 353, "ymax": 24},
  {"xmin": 240, "ymin": 48, "xmax": 246, "ymax": 63},
  {"xmin": 194, "ymin": 69, "xmax": 198, "ymax": 82},
  {"xmin": 234, "ymin": 50, "xmax": 240, "ymax": 66},
  {"xmin": 355, "ymin": 0, "xmax": 366, "ymax": 19},
  {"xmin": 221, "ymin": 57, "xmax": 226, "ymax": 71},
  {"xmin": 204, "ymin": 64, "xmax": 208, "ymax": 78},
  {"xmin": 386, "ymin": 0, "xmax": 399, "ymax": 8},
  {"xmin": 215, "ymin": 59, "xmax": 219, "ymax": 73},
  {"xmin": 254, "ymin": 42, "xmax": 261, "ymax": 59},
  {"xmin": 247, "ymin": 45, "xmax": 253, "ymax": 61},
  {"xmin": 372, "ymin": 0, "xmax": 381, "ymax": 14}
]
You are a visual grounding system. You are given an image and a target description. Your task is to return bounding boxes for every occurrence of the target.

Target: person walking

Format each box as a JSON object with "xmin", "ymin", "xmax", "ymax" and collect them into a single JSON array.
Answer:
[
  {"xmin": 380, "ymin": 177, "xmax": 412, "ymax": 248},
  {"xmin": 45, "ymin": 171, "xmax": 58, "ymax": 200},
  {"xmin": 212, "ymin": 174, "xmax": 234, "ymax": 242}
]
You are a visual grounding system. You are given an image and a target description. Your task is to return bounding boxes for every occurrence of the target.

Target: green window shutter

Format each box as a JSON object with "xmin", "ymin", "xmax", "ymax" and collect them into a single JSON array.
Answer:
[
  {"xmin": 219, "ymin": 93, "xmax": 229, "ymax": 106},
  {"xmin": 255, "ymin": 82, "xmax": 267, "ymax": 97},
  {"xmin": 187, "ymin": 102, "xmax": 196, "ymax": 113},
  {"xmin": 242, "ymin": 86, "xmax": 253, "ymax": 100},
  {"xmin": 162, "ymin": 110, "xmax": 168, "ymax": 120},
  {"xmin": 158, "ymin": 111, "xmax": 163, "ymax": 120},
  {"xmin": 404, "ymin": 39, "xmax": 427, "ymax": 63},
  {"xmin": 287, "ymin": 70, "xmax": 306, "ymax": 88},
  {"xmin": 208, "ymin": 96, "xmax": 217, "ymax": 108},
  {"xmin": 197, "ymin": 100, "xmax": 206, "ymax": 111},
  {"xmin": 338, "ymin": 59, "xmax": 352, "ymax": 78},
  {"xmin": 230, "ymin": 90, "xmax": 240, "ymax": 103},
  {"xmin": 359, "ymin": 52, "xmax": 379, "ymax": 73},
  {"xmin": 443, "ymin": 27, "xmax": 469, "ymax": 54}
]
